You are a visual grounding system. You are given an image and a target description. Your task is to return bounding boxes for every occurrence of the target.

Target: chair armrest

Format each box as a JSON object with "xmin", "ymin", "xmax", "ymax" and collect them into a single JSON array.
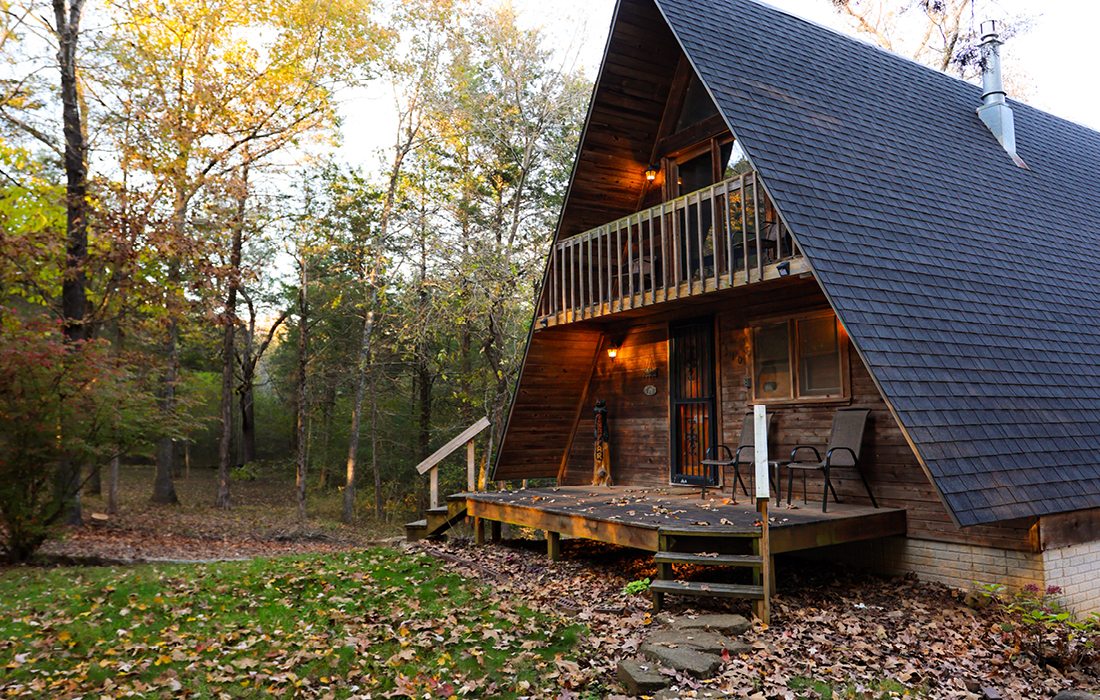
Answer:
[
  {"xmin": 789, "ymin": 445, "xmax": 821, "ymax": 462},
  {"xmin": 825, "ymin": 446, "xmax": 858, "ymax": 466},
  {"xmin": 733, "ymin": 444, "xmax": 754, "ymax": 464},
  {"xmin": 703, "ymin": 444, "xmax": 733, "ymax": 462}
]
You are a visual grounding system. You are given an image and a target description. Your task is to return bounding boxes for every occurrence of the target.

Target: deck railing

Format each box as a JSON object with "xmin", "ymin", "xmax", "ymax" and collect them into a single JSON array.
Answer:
[{"xmin": 538, "ymin": 172, "xmax": 802, "ymax": 326}]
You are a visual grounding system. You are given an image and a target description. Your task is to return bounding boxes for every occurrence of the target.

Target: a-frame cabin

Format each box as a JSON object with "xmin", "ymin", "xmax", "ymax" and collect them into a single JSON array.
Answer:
[{"xmin": 438, "ymin": 0, "xmax": 1100, "ymax": 613}]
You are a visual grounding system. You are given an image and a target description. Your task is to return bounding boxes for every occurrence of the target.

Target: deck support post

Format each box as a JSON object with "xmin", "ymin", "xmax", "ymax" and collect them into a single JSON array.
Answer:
[
  {"xmin": 547, "ymin": 531, "xmax": 561, "ymax": 561},
  {"xmin": 473, "ymin": 517, "xmax": 485, "ymax": 545},
  {"xmin": 754, "ymin": 498, "xmax": 771, "ymax": 624},
  {"xmin": 490, "ymin": 520, "xmax": 502, "ymax": 543}
]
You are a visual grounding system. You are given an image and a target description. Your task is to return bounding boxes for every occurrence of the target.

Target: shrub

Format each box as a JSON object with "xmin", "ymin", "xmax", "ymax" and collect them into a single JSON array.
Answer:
[
  {"xmin": 0, "ymin": 311, "xmax": 161, "ymax": 562},
  {"xmin": 978, "ymin": 582, "xmax": 1100, "ymax": 669},
  {"xmin": 623, "ymin": 578, "xmax": 651, "ymax": 596}
]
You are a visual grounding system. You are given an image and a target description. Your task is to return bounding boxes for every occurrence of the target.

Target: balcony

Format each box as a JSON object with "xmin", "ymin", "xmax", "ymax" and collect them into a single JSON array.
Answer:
[{"xmin": 537, "ymin": 172, "xmax": 808, "ymax": 328}]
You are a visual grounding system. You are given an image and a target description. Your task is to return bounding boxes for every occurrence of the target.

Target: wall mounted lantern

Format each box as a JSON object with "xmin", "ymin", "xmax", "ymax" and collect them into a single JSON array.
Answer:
[{"xmin": 644, "ymin": 165, "xmax": 658, "ymax": 182}]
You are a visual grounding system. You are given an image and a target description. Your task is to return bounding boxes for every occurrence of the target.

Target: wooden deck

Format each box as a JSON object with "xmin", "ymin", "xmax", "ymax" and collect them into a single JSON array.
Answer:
[{"xmin": 462, "ymin": 485, "xmax": 906, "ymax": 553}]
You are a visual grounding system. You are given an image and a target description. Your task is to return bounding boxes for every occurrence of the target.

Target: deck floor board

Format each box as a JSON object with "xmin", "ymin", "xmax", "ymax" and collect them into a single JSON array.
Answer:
[{"xmin": 463, "ymin": 486, "xmax": 906, "ymax": 553}]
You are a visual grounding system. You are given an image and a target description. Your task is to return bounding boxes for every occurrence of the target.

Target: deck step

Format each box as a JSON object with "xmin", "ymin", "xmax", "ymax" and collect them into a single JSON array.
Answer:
[
  {"xmin": 658, "ymin": 527, "xmax": 761, "ymax": 539},
  {"xmin": 426, "ymin": 506, "xmax": 449, "ymax": 515},
  {"xmin": 650, "ymin": 580, "xmax": 765, "ymax": 600},
  {"xmin": 405, "ymin": 519, "xmax": 428, "ymax": 543},
  {"xmin": 653, "ymin": 552, "xmax": 762, "ymax": 567}
]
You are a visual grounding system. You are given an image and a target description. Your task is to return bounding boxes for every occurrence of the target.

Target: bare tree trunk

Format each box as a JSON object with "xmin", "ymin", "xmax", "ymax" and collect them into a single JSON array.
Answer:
[
  {"xmin": 318, "ymin": 388, "xmax": 334, "ymax": 489},
  {"xmin": 295, "ymin": 248, "xmax": 309, "ymax": 522},
  {"xmin": 370, "ymin": 352, "xmax": 382, "ymax": 519},
  {"xmin": 239, "ymin": 383, "xmax": 256, "ymax": 463},
  {"xmin": 343, "ymin": 304, "xmax": 375, "ymax": 524},
  {"xmin": 152, "ymin": 189, "xmax": 185, "ymax": 505},
  {"xmin": 238, "ymin": 313, "xmax": 256, "ymax": 465},
  {"xmin": 106, "ymin": 456, "xmax": 119, "ymax": 514},
  {"xmin": 215, "ymin": 166, "xmax": 248, "ymax": 508},
  {"xmin": 236, "ymin": 294, "xmax": 285, "ymax": 466},
  {"xmin": 53, "ymin": 0, "xmax": 89, "ymax": 526},
  {"xmin": 216, "ymin": 165, "xmax": 247, "ymax": 508}
]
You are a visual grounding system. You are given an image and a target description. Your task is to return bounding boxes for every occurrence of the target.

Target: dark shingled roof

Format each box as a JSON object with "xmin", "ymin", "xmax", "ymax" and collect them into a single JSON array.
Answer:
[{"xmin": 651, "ymin": 0, "xmax": 1100, "ymax": 526}]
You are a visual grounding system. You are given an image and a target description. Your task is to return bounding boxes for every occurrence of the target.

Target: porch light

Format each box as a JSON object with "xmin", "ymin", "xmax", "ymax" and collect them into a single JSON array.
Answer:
[
  {"xmin": 607, "ymin": 343, "xmax": 620, "ymax": 359},
  {"xmin": 644, "ymin": 165, "xmax": 658, "ymax": 182},
  {"xmin": 777, "ymin": 261, "xmax": 791, "ymax": 277}
]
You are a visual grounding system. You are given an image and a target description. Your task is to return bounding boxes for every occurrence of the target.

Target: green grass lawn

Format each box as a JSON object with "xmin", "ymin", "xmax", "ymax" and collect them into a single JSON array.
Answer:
[{"xmin": 0, "ymin": 548, "xmax": 585, "ymax": 698}]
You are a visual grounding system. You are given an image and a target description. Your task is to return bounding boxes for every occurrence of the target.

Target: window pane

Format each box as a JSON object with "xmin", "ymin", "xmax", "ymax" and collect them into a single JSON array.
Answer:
[
  {"xmin": 753, "ymin": 322, "xmax": 791, "ymax": 400},
  {"xmin": 678, "ymin": 151, "xmax": 712, "ymax": 194},
  {"xmin": 675, "ymin": 75, "xmax": 720, "ymax": 131},
  {"xmin": 722, "ymin": 140, "xmax": 751, "ymax": 179},
  {"xmin": 797, "ymin": 317, "xmax": 842, "ymax": 396}
]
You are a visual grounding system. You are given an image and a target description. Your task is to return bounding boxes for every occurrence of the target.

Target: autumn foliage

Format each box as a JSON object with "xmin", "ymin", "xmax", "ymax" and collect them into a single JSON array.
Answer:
[{"xmin": 0, "ymin": 311, "xmax": 160, "ymax": 562}]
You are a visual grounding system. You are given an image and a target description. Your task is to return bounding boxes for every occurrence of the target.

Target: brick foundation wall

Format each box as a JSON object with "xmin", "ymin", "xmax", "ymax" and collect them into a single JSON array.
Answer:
[
  {"xmin": 797, "ymin": 537, "xmax": 1100, "ymax": 613},
  {"xmin": 877, "ymin": 538, "xmax": 1045, "ymax": 592},
  {"xmin": 794, "ymin": 537, "xmax": 1044, "ymax": 593},
  {"xmin": 1043, "ymin": 541, "xmax": 1100, "ymax": 613}
]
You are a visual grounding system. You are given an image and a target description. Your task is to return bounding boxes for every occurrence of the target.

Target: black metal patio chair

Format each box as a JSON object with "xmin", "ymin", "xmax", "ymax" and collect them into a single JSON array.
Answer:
[
  {"xmin": 785, "ymin": 407, "xmax": 878, "ymax": 512},
  {"xmin": 702, "ymin": 413, "xmax": 780, "ymax": 504}
]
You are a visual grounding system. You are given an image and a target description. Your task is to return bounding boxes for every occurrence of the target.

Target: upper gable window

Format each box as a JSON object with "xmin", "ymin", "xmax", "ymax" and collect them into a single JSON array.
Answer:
[
  {"xmin": 751, "ymin": 311, "xmax": 850, "ymax": 404},
  {"xmin": 675, "ymin": 74, "xmax": 720, "ymax": 131}
]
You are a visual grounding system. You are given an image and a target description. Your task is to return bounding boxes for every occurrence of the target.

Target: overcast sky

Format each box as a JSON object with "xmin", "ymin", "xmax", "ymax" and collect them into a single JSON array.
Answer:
[{"xmin": 340, "ymin": 0, "xmax": 1100, "ymax": 168}]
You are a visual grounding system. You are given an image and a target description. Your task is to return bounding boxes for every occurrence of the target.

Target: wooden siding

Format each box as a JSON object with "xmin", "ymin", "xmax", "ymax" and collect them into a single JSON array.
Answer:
[
  {"xmin": 555, "ymin": 0, "xmax": 682, "ymax": 241},
  {"xmin": 554, "ymin": 281, "xmax": 1035, "ymax": 551},
  {"xmin": 494, "ymin": 327, "xmax": 603, "ymax": 481},
  {"xmin": 563, "ymin": 323, "xmax": 670, "ymax": 486}
]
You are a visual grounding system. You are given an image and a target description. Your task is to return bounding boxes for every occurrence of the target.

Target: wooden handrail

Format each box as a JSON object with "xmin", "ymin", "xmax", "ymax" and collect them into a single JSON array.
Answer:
[
  {"xmin": 415, "ymin": 417, "xmax": 491, "ymax": 475},
  {"xmin": 416, "ymin": 417, "xmax": 491, "ymax": 509},
  {"xmin": 537, "ymin": 171, "xmax": 802, "ymax": 327}
]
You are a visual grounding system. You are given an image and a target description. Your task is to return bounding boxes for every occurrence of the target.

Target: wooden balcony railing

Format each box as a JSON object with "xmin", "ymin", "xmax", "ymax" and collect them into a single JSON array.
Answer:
[{"xmin": 537, "ymin": 173, "xmax": 805, "ymax": 327}]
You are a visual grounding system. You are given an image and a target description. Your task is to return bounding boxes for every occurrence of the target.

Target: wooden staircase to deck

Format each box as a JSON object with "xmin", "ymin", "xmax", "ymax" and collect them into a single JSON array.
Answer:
[
  {"xmin": 406, "ymin": 498, "xmax": 468, "ymax": 542},
  {"xmin": 652, "ymin": 526, "xmax": 770, "ymax": 619},
  {"xmin": 404, "ymin": 418, "xmax": 490, "ymax": 543}
]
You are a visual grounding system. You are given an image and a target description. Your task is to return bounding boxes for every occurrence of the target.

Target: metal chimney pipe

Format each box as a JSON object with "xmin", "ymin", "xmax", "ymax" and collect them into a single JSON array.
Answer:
[
  {"xmin": 980, "ymin": 20, "xmax": 1006, "ymax": 106},
  {"xmin": 976, "ymin": 19, "xmax": 1022, "ymax": 163}
]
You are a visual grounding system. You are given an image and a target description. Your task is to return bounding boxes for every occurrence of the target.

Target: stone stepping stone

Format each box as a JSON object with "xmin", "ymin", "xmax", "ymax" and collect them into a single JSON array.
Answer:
[
  {"xmin": 669, "ymin": 613, "xmax": 751, "ymax": 636},
  {"xmin": 616, "ymin": 659, "xmax": 669, "ymax": 696},
  {"xmin": 1053, "ymin": 693, "xmax": 1100, "ymax": 700},
  {"xmin": 646, "ymin": 628, "xmax": 751, "ymax": 656},
  {"xmin": 641, "ymin": 642, "xmax": 722, "ymax": 679}
]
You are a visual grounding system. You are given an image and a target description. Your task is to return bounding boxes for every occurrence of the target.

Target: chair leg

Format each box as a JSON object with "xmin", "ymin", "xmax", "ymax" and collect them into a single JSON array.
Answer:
[
  {"xmin": 858, "ymin": 467, "xmax": 878, "ymax": 508},
  {"xmin": 822, "ymin": 466, "xmax": 830, "ymax": 513},
  {"xmin": 786, "ymin": 467, "xmax": 794, "ymax": 506},
  {"xmin": 735, "ymin": 464, "xmax": 749, "ymax": 497},
  {"xmin": 828, "ymin": 479, "xmax": 841, "ymax": 504}
]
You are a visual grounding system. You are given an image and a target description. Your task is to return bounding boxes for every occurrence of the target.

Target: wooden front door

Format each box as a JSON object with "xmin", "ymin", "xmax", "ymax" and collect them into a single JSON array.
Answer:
[{"xmin": 670, "ymin": 319, "xmax": 718, "ymax": 486}]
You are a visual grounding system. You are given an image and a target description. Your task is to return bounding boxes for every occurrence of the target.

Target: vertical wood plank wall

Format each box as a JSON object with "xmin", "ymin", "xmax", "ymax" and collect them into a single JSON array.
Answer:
[
  {"xmin": 556, "ymin": 284, "xmax": 1034, "ymax": 550},
  {"xmin": 563, "ymin": 323, "xmax": 671, "ymax": 486},
  {"xmin": 494, "ymin": 327, "xmax": 603, "ymax": 481}
]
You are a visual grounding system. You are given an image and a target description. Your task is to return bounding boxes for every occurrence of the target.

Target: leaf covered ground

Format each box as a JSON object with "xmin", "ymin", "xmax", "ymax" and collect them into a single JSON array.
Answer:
[
  {"xmin": 38, "ymin": 464, "xmax": 399, "ymax": 564},
  {"xmin": 416, "ymin": 537, "xmax": 1100, "ymax": 699},
  {"xmin": 0, "ymin": 548, "xmax": 585, "ymax": 698}
]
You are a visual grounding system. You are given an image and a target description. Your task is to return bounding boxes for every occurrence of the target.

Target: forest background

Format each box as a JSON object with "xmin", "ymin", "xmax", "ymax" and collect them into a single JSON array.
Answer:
[{"xmin": 1, "ymin": 0, "xmax": 1090, "ymax": 563}]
